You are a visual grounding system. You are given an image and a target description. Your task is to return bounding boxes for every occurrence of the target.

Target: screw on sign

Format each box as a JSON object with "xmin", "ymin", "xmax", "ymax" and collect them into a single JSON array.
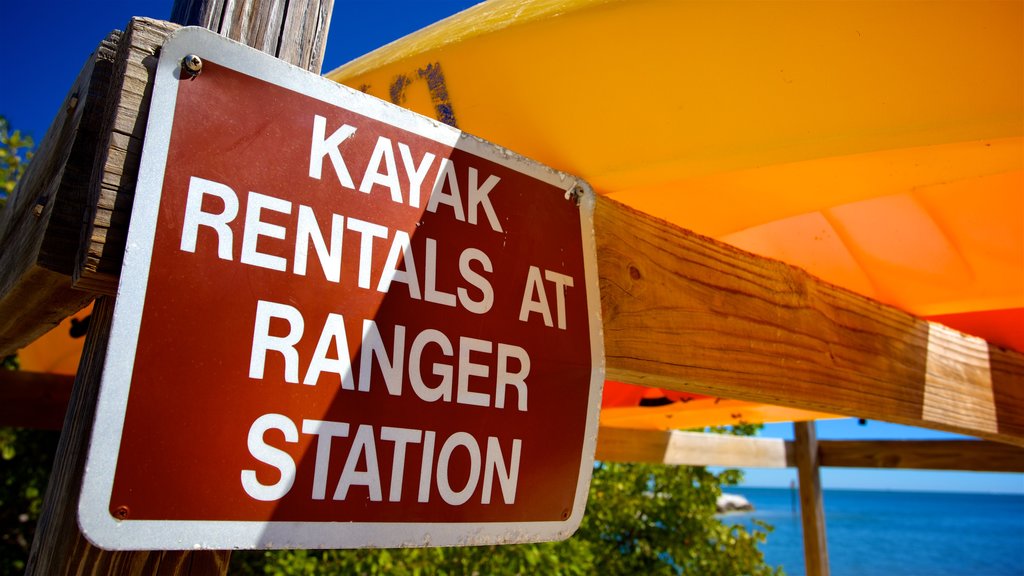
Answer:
[
  {"xmin": 181, "ymin": 54, "xmax": 203, "ymax": 78},
  {"xmin": 79, "ymin": 27, "xmax": 604, "ymax": 551}
]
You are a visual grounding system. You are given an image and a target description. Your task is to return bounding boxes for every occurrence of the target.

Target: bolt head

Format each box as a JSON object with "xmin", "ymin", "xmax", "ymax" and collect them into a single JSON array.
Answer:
[{"xmin": 182, "ymin": 54, "xmax": 203, "ymax": 76}]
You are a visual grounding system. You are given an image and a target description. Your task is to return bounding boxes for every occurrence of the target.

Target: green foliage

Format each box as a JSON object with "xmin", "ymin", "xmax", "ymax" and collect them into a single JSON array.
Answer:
[
  {"xmin": 0, "ymin": 115, "xmax": 50, "ymax": 575},
  {"xmin": 232, "ymin": 425, "xmax": 781, "ymax": 576},
  {"xmin": 580, "ymin": 462, "xmax": 778, "ymax": 576},
  {"xmin": 0, "ymin": 115, "xmax": 34, "ymax": 208},
  {"xmin": 0, "ymin": 427, "xmax": 59, "ymax": 575}
]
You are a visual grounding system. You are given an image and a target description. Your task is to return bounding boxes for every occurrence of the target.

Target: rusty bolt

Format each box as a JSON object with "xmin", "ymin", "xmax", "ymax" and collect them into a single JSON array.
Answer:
[
  {"xmin": 114, "ymin": 505, "xmax": 130, "ymax": 520},
  {"xmin": 182, "ymin": 54, "xmax": 203, "ymax": 79}
]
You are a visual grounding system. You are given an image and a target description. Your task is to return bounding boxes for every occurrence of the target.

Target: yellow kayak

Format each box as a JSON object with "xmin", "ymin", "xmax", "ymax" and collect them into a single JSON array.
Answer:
[
  {"xmin": 328, "ymin": 0, "xmax": 1022, "ymax": 348},
  {"xmin": 325, "ymin": 0, "xmax": 1022, "ymax": 427}
]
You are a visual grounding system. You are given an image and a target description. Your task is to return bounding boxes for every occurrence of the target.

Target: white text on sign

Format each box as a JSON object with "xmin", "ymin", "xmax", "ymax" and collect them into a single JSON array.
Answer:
[{"xmin": 174, "ymin": 115, "xmax": 580, "ymax": 507}]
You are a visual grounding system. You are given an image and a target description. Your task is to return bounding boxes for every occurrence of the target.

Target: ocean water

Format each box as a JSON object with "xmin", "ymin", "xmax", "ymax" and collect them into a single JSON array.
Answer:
[{"xmin": 724, "ymin": 487, "xmax": 1024, "ymax": 576}]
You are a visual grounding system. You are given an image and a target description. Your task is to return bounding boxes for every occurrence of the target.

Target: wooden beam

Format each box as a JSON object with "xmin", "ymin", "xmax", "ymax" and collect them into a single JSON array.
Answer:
[
  {"xmin": 794, "ymin": 421, "xmax": 830, "ymax": 576},
  {"xmin": 818, "ymin": 439, "xmax": 1024, "ymax": 473},
  {"xmin": 0, "ymin": 371, "xmax": 74, "ymax": 430},
  {"xmin": 74, "ymin": 18, "xmax": 180, "ymax": 293},
  {"xmin": 596, "ymin": 427, "xmax": 792, "ymax": 468},
  {"xmin": 597, "ymin": 196, "xmax": 1024, "ymax": 446},
  {"xmin": 594, "ymin": 427, "xmax": 1024, "ymax": 472},
  {"xmin": 0, "ymin": 34, "xmax": 118, "ymax": 355},
  {"xmin": 77, "ymin": 0, "xmax": 335, "ymax": 294}
]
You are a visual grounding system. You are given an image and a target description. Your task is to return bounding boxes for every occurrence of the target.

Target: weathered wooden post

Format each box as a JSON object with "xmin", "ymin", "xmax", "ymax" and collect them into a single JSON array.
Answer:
[
  {"xmin": 794, "ymin": 420, "xmax": 830, "ymax": 576},
  {"xmin": 25, "ymin": 2, "xmax": 333, "ymax": 573}
]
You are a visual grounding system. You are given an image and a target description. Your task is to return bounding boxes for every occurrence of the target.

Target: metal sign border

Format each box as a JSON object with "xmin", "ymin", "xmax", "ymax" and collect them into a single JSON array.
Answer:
[{"xmin": 78, "ymin": 26, "xmax": 606, "ymax": 551}]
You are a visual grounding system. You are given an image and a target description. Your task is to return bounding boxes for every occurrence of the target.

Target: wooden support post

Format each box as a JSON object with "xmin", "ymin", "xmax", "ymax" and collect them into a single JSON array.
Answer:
[
  {"xmin": 22, "ymin": 1, "xmax": 335, "ymax": 572},
  {"xmin": 170, "ymin": 0, "xmax": 333, "ymax": 73},
  {"xmin": 23, "ymin": 20, "xmax": 230, "ymax": 575},
  {"xmin": 77, "ymin": 0, "xmax": 335, "ymax": 292},
  {"xmin": 0, "ymin": 33, "xmax": 118, "ymax": 356},
  {"xmin": 794, "ymin": 421, "xmax": 830, "ymax": 576}
]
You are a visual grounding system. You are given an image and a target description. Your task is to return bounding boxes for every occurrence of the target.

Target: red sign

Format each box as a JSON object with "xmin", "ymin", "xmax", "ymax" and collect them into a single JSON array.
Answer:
[{"xmin": 80, "ymin": 28, "xmax": 604, "ymax": 550}]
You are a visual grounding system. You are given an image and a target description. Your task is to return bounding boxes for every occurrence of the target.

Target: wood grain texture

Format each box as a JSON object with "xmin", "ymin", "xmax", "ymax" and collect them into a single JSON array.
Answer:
[
  {"xmin": 596, "ymin": 195, "xmax": 1024, "ymax": 446},
  {"xmin": 0, "ymin": 33, "xmax": 118, "ymax": 355},
  {"xmin": 819, "ymin": 439, "xmax": 1024, "ymax": 473},
  {"xmin": 595, "ymin": 427, "xmax": 1024, "ymax": 472},
  {"xmin": 75, "ymin": 18, "xmax": 179, "ymax": 294},
  {"xmin": 794, "ymin": 421, "xmax": 830, "ymax": 576},
  {"xmin": 596, "ymin": 427, "xmax": 792, "ymax": 468},
  {"xmin": 170, "ymin": 0, "xmax": 333, "ymax": 73},
  {"xmin": 24, "ymin": 298, "xmax": 230, "ymax": 575},
  {"xmin": 76, "ymin": 2, "xmax": 335, "ymax": 294}
]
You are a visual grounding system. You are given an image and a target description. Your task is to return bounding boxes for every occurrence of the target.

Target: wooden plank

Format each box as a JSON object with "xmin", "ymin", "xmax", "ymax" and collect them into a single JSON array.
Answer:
[
  {"xmin": 0, "ymin": 371, "xmax": 74, "ymax": 430},
  {"xmin": 794, "ymin": 421, "xmax": 830, "ymax": 576},
  {"xmin": 819, "ymin": 439, "xmax": 1024, "ymax": 473},
  {"xmin": 594, "ymin": 427, "xmax": 1024, "ymax": 472},
  {"xmin": 25, "ymin": 298, "xmax": 231, "ymax": 575},
  {"xmin": 74, "ymin": 18, "xmax": 180, "ymax": 294},
  {"xmin": 0, "ymin": 33, "xmax": 119, "ymax": 355},
  {"xmin": 596, "ymin": 195, "xmax": 1024, "ymax": 446},
  {"xmin": 596, "ymin": 427, "xmax": 792, "ymax": 468},
  {"xmin": 24, "ymin": 1, "xmax": 336, "ymax": 569},
  {"xmin": 77, "ymin": 1, "xmax": 335, "ymax": 294}
]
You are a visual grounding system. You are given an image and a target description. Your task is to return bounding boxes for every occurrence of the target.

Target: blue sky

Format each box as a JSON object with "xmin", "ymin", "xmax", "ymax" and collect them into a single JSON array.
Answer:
[
  {"xmin": 5, "ymin": 0, "xmax": 1022, "ymax": 495},
  {"xmin": 4, "ymin": 0, "xmax": 480, "ymax": 141}
]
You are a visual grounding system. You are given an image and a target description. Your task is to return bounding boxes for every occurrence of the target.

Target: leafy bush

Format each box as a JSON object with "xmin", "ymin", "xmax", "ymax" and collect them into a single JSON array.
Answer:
[
  {"xmin": 0, "ymin": 427, "xmax": 60, "ymax": 575},
  {"xmin": 0, "ymin": 115, "xmax": 33, "ymax": 207},
  {"xmin": 0, "ymin": 115, "xmax": 47, "ymax": 575}
]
